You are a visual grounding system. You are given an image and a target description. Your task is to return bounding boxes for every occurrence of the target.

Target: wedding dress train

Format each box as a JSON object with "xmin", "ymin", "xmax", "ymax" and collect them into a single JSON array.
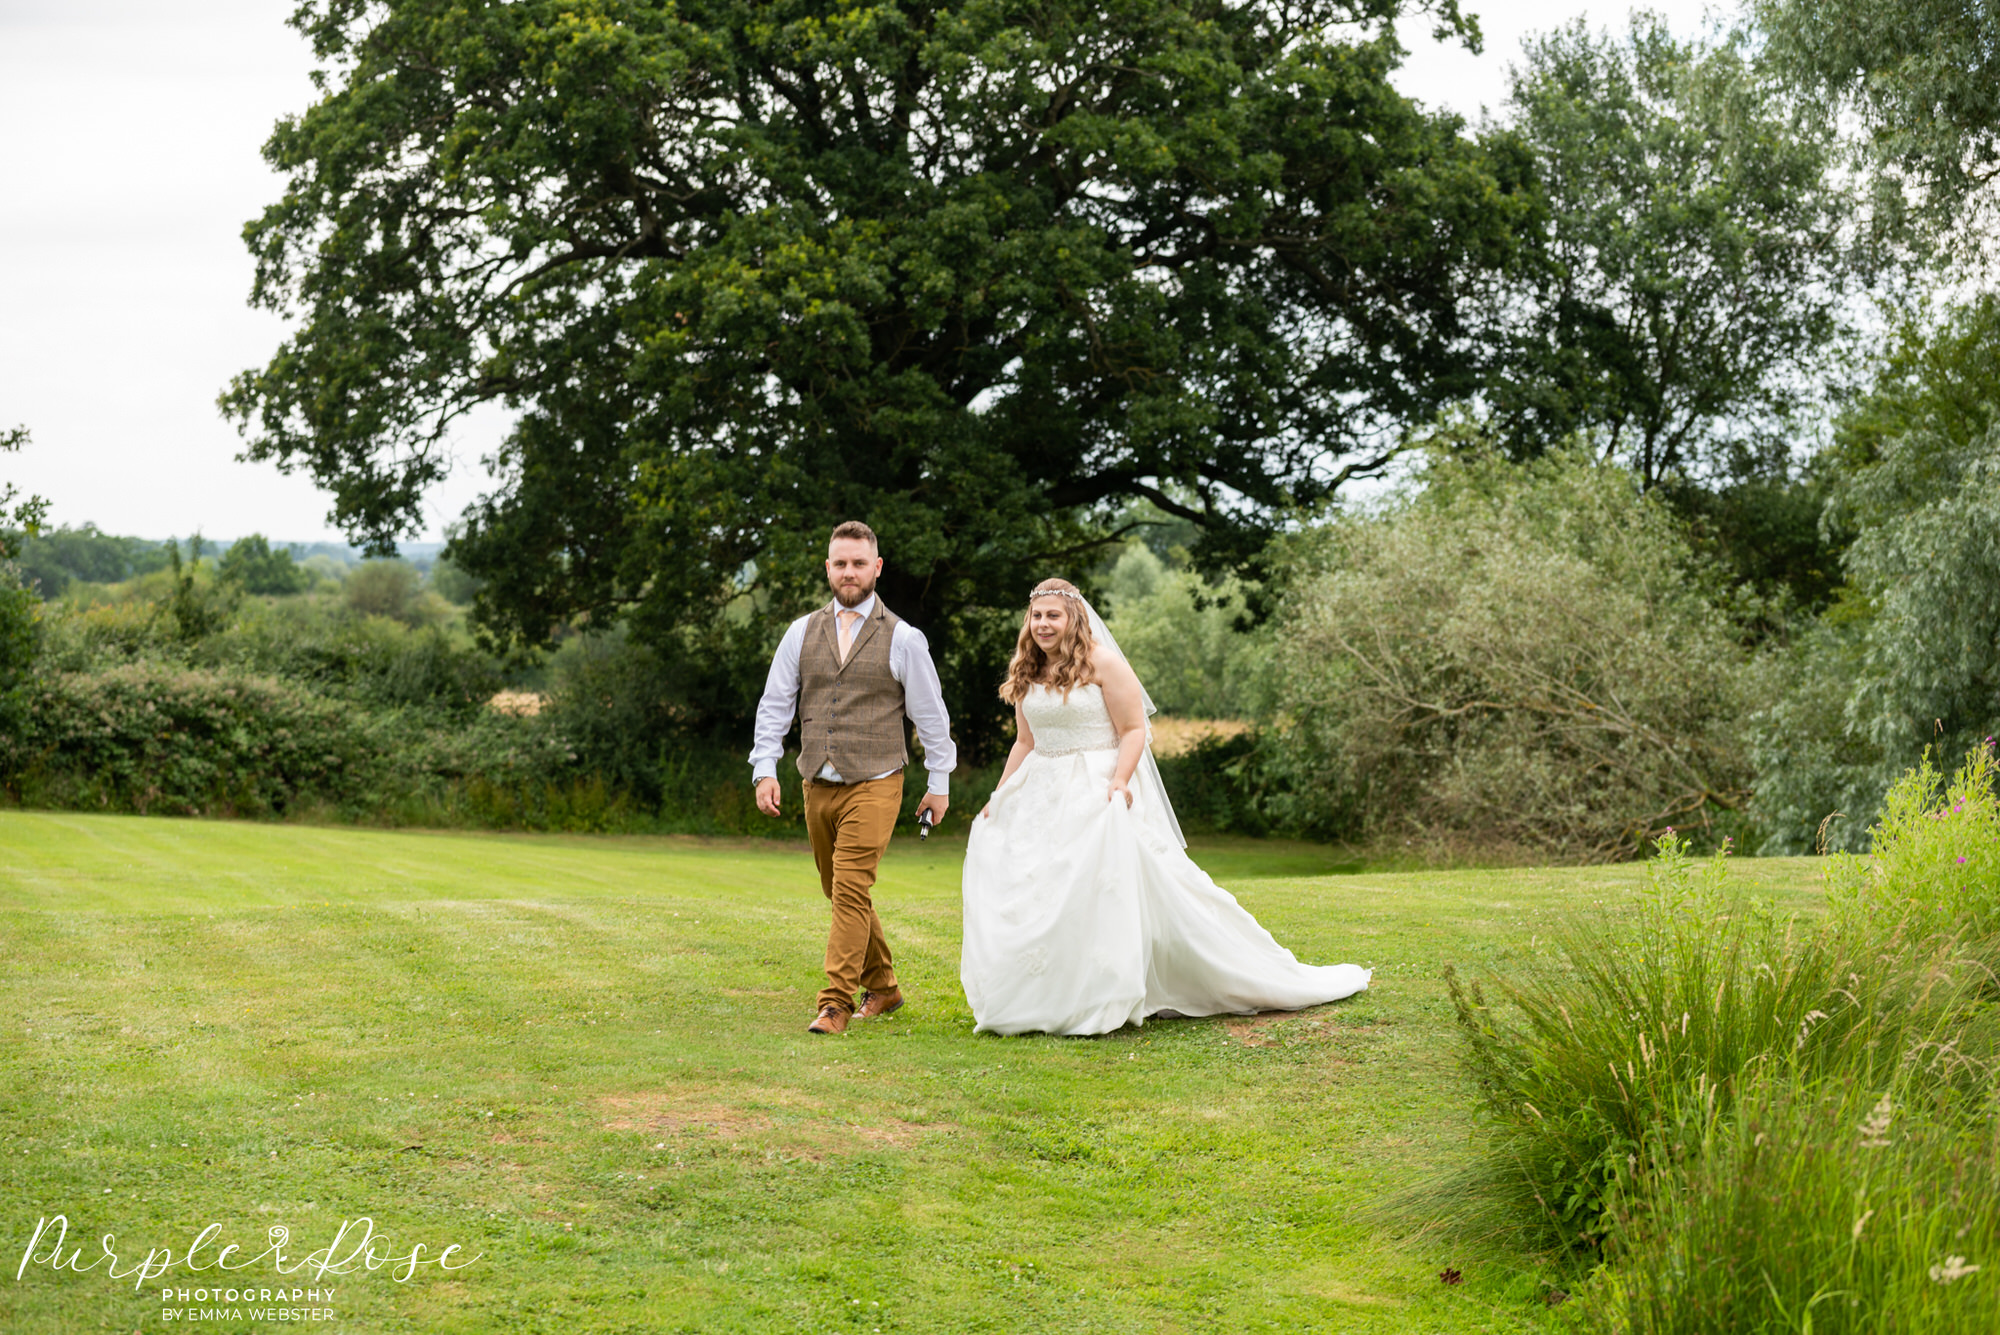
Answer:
[{"xmin": 961, "ymin": 682, "xmax": 1370, "ymax": 1036}]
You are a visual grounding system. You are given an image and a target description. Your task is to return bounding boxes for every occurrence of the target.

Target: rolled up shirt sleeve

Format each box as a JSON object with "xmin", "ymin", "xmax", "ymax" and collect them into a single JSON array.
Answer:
[
  {"xmin": 891, "ymin": 623, "xmax": 957, "ymax": 795},
  {"xmin": 748, "ymin": 616, "xmax": 811, "ymax": 783}
]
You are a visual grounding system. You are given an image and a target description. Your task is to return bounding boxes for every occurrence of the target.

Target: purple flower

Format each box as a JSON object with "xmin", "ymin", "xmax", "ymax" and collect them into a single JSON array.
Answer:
[{"xmin": 1957, "ymin": 857, "xmax": 1968, "ymax": 865}]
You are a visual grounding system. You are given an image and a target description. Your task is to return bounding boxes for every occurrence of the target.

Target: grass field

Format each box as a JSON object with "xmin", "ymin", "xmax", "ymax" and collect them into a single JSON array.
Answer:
[{"xmin": 0, "ymin": 812, "xmax": 1824, "ymax": 1333}]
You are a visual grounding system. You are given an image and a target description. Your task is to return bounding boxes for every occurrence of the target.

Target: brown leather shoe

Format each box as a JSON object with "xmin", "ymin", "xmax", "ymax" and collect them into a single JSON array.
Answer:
[
  {"xmin": 806, "ymin": 1004, "xmax": 850, "ymax": 1035},
  {"xmin": 855, "ymin": 988, "xmax": 904, "ymax": 1021}
]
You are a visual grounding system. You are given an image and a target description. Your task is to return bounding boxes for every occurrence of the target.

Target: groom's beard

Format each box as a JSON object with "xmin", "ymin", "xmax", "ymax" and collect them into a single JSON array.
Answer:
[{"xmin": 830, "ymin": 576, "xmax": 877, "ymax": 608}]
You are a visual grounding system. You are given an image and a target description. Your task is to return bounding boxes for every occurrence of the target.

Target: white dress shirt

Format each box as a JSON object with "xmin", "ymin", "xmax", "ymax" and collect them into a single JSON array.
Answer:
[{"xmin": 748, "ymin": 593, "xmax": 957, "ymax": 795}]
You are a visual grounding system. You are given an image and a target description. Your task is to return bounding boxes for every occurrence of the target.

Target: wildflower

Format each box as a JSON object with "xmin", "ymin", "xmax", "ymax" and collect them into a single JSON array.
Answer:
[
  {"xmin": 1958, "ymin": 857, "xmax": 1968, "ymax": 865},
  {"xmin": 1930, "ymin": 1256, "xmax": 1980, "ymax": 1284},
  {"xmin": 1859, "ymin": 1094, "xmax": 1893, "ymax": 1148}
]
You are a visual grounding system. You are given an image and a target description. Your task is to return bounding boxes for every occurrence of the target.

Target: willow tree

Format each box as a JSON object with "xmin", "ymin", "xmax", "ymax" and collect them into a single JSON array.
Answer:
[
  {"xmin": 1754, "ymin": 0, "xmax": 2000, "ymax": 256},
  {"xmin": 1489, "ymin": 17, "xmax": 1864, "ymax": 486},
  {"xmin": 226, "ymin": 0, "xmax": 1527, "ymax": 741}
]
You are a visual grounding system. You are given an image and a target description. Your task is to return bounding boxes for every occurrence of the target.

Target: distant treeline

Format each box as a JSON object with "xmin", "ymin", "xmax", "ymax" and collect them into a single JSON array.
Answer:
[{"xmin": 10, "ymin": 526, "xmax": 449, "ymax": 598}]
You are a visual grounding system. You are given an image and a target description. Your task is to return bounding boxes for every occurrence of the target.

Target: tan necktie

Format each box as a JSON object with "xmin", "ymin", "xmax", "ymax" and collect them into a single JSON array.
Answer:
[{"xmin": 837, "ymin": 609, "xmax": 860, "ymax": 663}]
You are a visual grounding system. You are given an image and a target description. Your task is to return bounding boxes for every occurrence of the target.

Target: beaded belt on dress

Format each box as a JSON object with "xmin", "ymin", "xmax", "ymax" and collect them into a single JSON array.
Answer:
[{"xmin": 1032, "ymin": 741, "xmax": 1120, "ymax": 757}]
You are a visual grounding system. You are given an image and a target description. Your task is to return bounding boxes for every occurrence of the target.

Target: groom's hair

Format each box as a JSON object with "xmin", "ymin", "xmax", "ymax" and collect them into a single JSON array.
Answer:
[{"xmin": 828, "ymin": 520, "xmax": 878, "ymax": 552}]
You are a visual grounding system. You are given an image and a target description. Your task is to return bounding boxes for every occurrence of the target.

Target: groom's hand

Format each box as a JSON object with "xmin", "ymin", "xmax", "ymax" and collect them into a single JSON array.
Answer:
[
  {"xmin": 915, "ymin": 792, "xmax": 949, "ymax": 828},
  {"xmin": 754, "ymin": 776, "xmax": 782, "ymax": 817}
]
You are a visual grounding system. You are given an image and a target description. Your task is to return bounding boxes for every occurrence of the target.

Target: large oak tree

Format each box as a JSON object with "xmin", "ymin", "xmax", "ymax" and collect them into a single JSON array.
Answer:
[{"xmin": 226, "ymin": 0, "xmax": 1528, "ymax": 744}]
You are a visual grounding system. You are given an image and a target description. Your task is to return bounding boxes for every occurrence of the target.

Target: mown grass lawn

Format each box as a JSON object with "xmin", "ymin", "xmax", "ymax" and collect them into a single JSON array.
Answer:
[{"xmin": 0, "ymin": 812, "xmax": 1823, "ymax": 1333}]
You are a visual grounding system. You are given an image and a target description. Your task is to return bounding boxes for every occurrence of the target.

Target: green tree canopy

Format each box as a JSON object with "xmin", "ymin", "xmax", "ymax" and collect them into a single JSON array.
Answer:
[
  {"xmin": 0, "ymin": 426, "xmax": 43, "ymax": 725},
  {"xmin": 1, "ymin": 426, "xmax": 50, "ymax": 564},
  {"xmin": 224, "ymin": 0, "xmax": 1530, "ymax": 743},
  {"xmin": 218, "ymin": 534, "xmax": 314, "ymax": 597},
  {"xmin": 1488, "ymin": 15, "xmax": 1864, "ymax": 485},
  {"xmin": 1825, "ymin": 295, "xmax": 2000, "ymax": 494},
  {"xmin": 1750, "ymin": 297, "xmax": 2000, "ymax": 850},
  {"xmin": 1754, "ymin": 0, "xmax": 2000, "ymax": 251}
]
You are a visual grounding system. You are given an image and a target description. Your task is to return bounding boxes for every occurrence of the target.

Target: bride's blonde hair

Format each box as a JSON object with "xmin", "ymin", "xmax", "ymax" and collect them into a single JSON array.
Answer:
[{"xmin": 1000, "ymin": 579, "xmax": 1097, "ymax": 705}]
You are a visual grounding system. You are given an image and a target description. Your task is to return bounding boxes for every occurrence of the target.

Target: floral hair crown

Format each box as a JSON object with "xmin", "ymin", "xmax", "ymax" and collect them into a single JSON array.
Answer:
[{"xmin": 1027, "ymin": 587, "xmax": 1083, "ymax": 605}]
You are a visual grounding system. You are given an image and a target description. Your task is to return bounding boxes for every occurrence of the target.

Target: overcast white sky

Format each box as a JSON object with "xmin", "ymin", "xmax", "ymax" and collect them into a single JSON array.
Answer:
[{"xmin": 0, "ymin": 0, "xmax": 1721, "ymax": 546}]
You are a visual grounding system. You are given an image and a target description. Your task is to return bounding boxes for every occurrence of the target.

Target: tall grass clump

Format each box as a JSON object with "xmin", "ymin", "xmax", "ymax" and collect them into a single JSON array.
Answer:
[
  {"xmin": 1440, "ymin": 745, "xmax": 2000, "ymax": 1329},
  {"xmin": 1597, "ymin": 1063, "xmax": 2000, "ymax": 1334},
  {"xmin": 1443, "ymin": 835, "xmax": 1917, "ymax": 1248}
]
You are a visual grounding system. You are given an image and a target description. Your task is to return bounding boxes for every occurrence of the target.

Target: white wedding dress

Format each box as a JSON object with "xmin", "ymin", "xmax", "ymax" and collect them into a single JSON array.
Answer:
[{"xmin": 961, "ymin": 682, "xmax": 1371, "ymax": 1036}]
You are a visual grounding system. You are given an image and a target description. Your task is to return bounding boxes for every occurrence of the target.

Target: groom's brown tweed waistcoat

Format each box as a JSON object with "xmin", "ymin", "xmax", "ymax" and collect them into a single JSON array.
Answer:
[{"xmin": 795, "ymin": 599, "xmax": 909, "ymax": 782}]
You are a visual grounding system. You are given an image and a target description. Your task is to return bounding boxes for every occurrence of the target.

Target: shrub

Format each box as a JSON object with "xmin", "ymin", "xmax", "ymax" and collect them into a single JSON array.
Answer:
[
  {"xmin": 1825, "ymin": 742, "xmax": 2000, "ymax": 941},
  {"xmin": 1266, "ymin": 447, "xmax": 1761, "ymax": 858},
  {"xmin": 428, "ymin": 554, "xmax": 482, "ymax": 605},
  {"xmin": 0, "ymin": 567, "xmax": 38, "ymax": 731},
  {"xmin": 343, "ymin": 559, "xmax": 442, "ymax": 626},
  {"xmin": 1151, "ymin": 732, "xmax": 1272, "ymax": 836},
  {"xmin": 2, "ymin": 664, "xmax": 377, "ymax": 816},
  {"xmin": 36, "ymin": 594, "xmax": 506, "ymax": 720},
  {"xmin": 7, "ymin": 576, "xmax": 998, "ymax": 836},
  {"xmin": 35, "ymin": 596, "xmax": 174, "ymax": 669},
  {"xmin": 539, "ymin": 630, "xmax": 694, "ymax": 805},
  {"xmin": 210, "ymin": 608, "xmax": 501, "ymax": 718}
]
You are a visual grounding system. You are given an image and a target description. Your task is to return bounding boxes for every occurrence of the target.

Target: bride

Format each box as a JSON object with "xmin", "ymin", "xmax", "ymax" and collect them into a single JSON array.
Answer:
[{"xmin": 960, "ymin": 578, "xmax": 1371, "ymax": 1036}]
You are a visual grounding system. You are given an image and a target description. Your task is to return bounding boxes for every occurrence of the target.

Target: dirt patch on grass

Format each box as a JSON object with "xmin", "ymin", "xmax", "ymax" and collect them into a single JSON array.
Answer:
[
  {"xmin": 852, "ymin": 1119, "xmax": 941, "ymax": 1149},
  {"xmin": 486, "ymin": 1130, "xmax": 551, "ymax": 1147},
  {"xmin": 1223, "ymin": 1013, "xmax": 1362, "ymax": 1049},
  {"xmin": 600, "ymin": 1099, "xmax": 774, "ymax": 1139},
  {"xmin": 597, "ymin": 1091, "xmax": 952, "ymax": 1159},
  {"xmin": 1224, "ymin": 1013, "xmax": 1302, "ymax": 1047}
]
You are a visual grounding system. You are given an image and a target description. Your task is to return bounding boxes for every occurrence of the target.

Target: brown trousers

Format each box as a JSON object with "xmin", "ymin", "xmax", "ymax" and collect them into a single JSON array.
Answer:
[{"xmin": 803, "ymin": 773, "xmax": 903, "ymax": 1012}]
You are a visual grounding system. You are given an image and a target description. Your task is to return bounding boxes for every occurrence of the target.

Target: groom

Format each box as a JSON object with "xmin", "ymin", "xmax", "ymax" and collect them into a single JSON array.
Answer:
[{"xmin": 750, "ymin": 521, "xmax": 956, "ymax": 1035}]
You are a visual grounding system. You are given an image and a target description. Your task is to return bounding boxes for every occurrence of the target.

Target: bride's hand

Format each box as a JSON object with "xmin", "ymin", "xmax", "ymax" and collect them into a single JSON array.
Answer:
[
  {"xmin": 1107, "ymin": 778, "xmax": 1133, "ymax": 808},
  {"xmin": 981, "ymin": 803, "xmax": 991, "ymax": 819}
]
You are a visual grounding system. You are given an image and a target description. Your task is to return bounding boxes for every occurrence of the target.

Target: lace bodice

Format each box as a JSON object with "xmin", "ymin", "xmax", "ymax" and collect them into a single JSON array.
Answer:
[{"xmin": 1022, "ymin": 683, "xmax": 1121, "ymax": 756}]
